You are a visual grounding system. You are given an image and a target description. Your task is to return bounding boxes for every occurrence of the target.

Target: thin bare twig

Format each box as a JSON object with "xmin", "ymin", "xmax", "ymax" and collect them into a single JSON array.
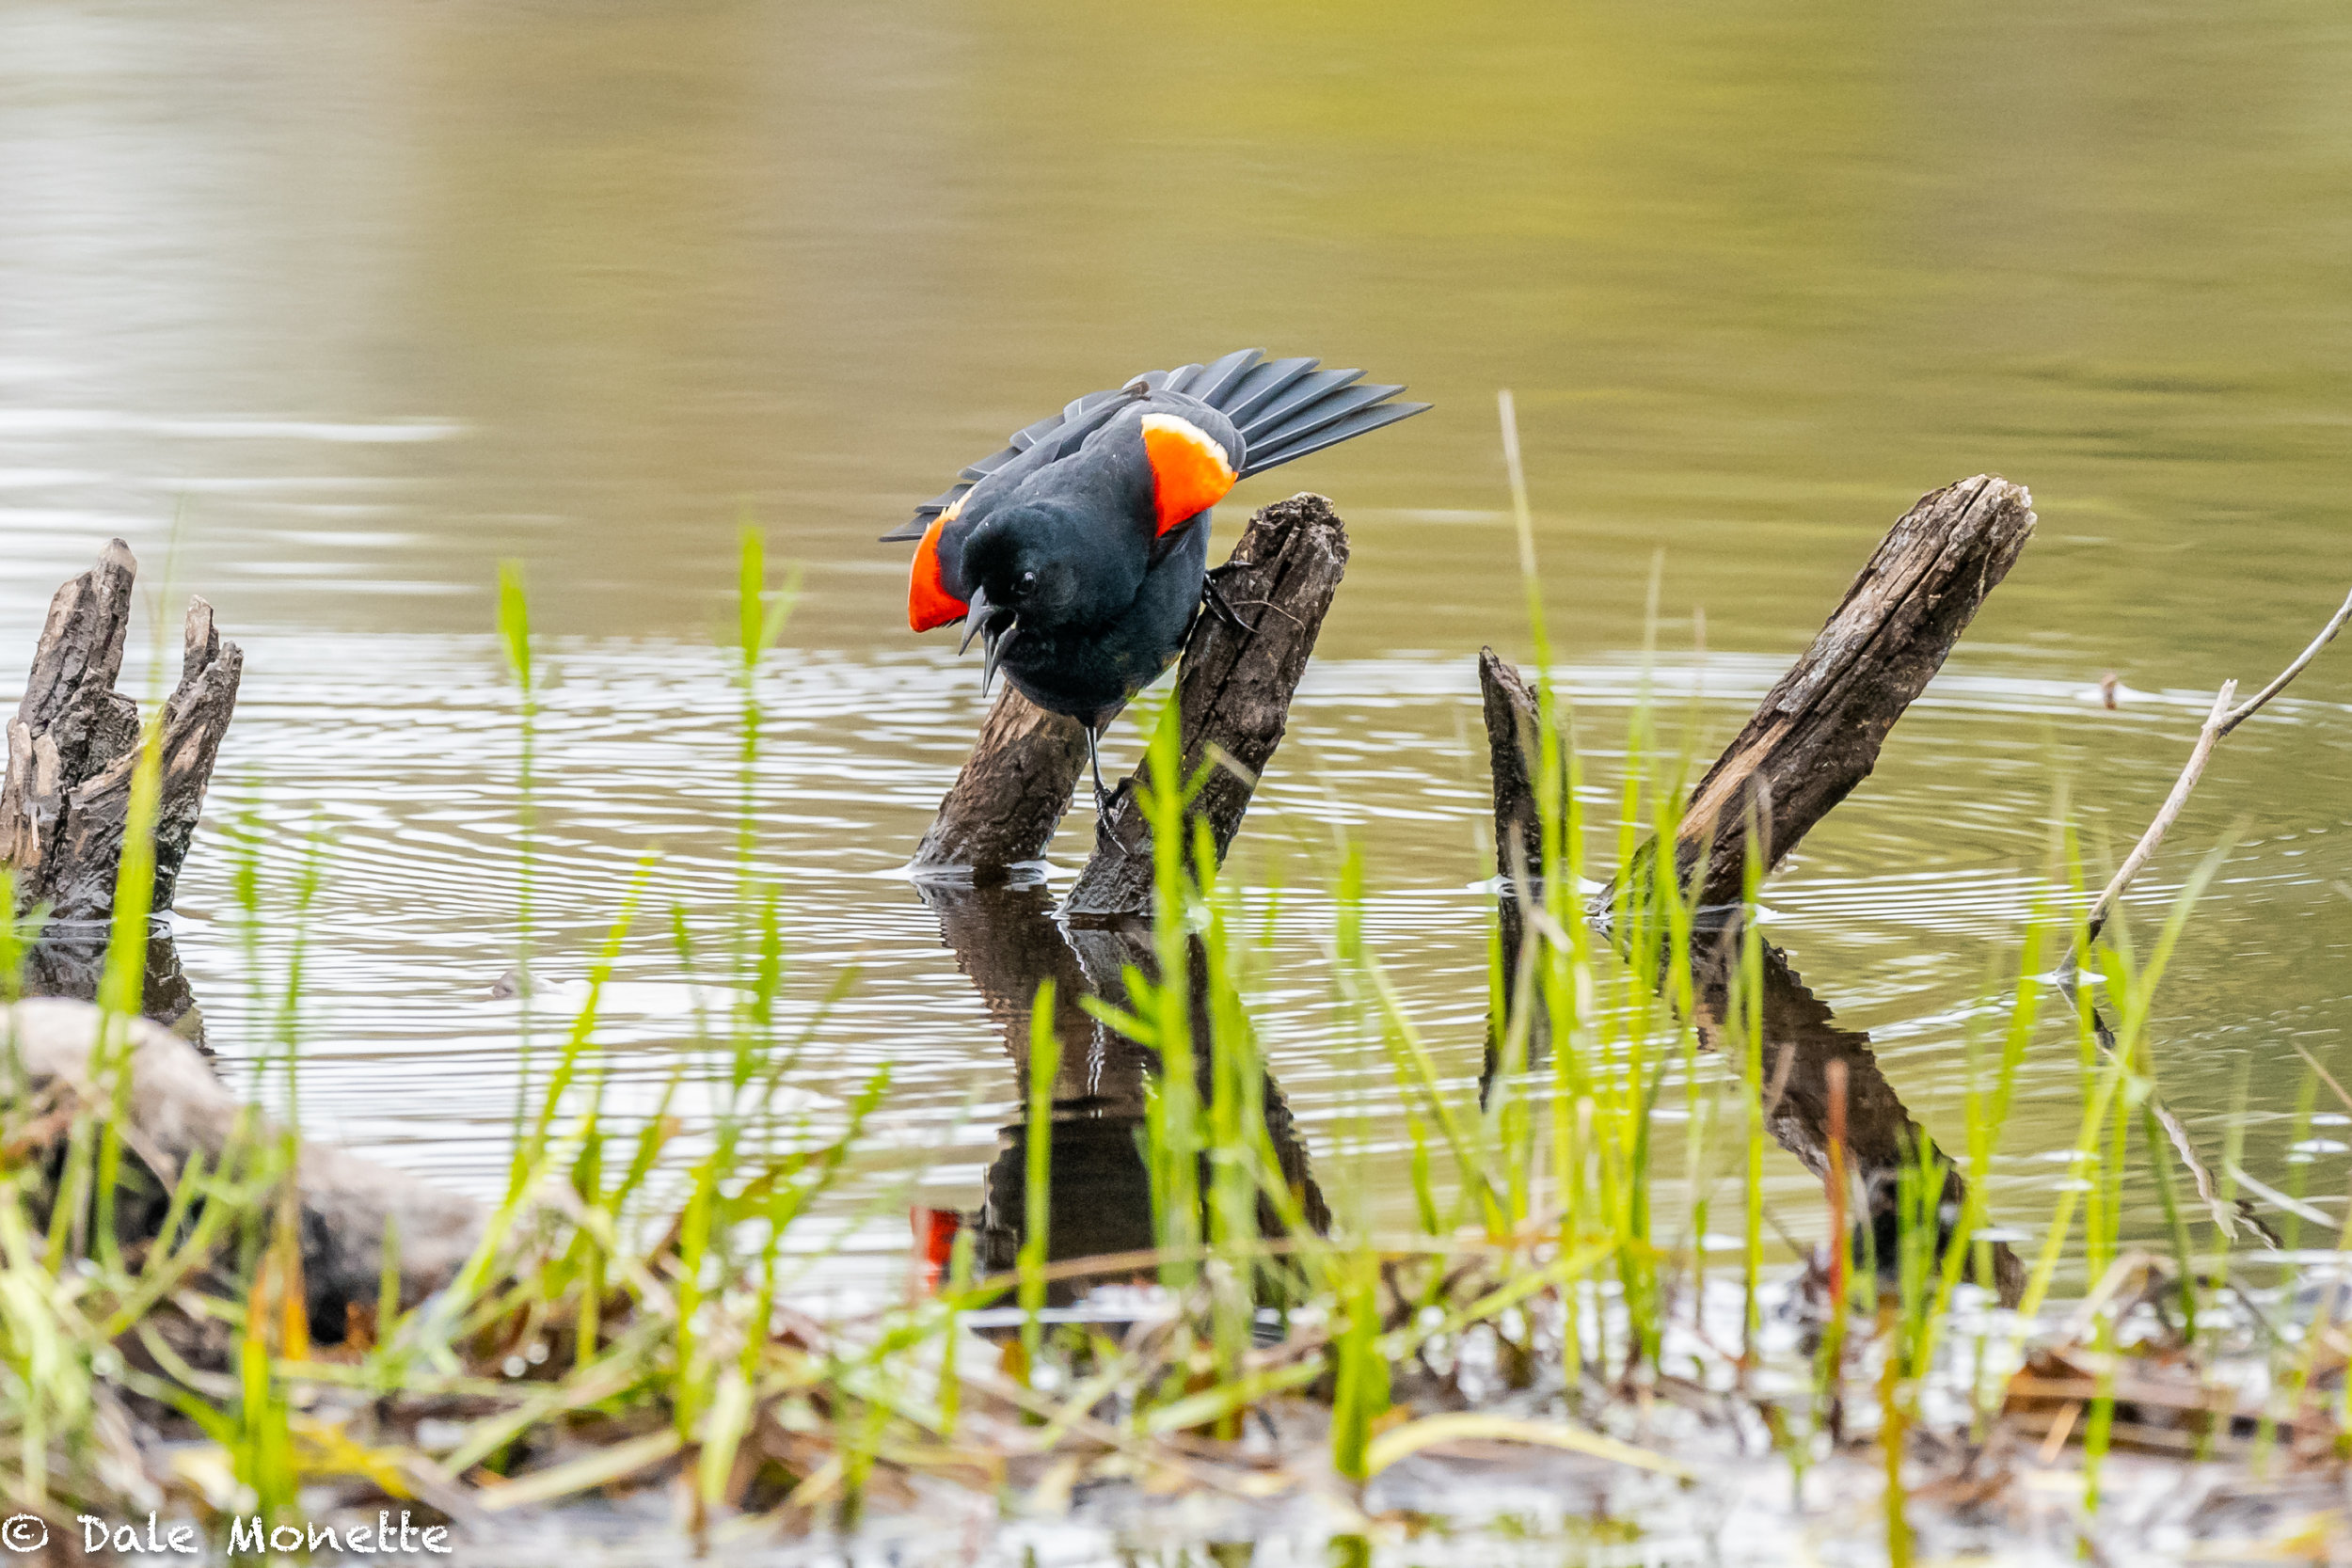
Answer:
[
  {"xmin": 2217, "ymin": 584, "xmax": 2352, "ymax": 736},
  {"xmin": 2085, "ymin": 582, "xmax": 2352, "ymax": 942}
]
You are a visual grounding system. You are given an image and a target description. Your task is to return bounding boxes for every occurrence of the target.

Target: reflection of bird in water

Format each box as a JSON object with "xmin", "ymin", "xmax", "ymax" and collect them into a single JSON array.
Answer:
[
  {"xmin": 912, "ymin": 882, "xmax": 1328, "ymax": 1313},
  {"xmin": 883, "ymin": 350, "xmax": 1426, "ymax": 808}
]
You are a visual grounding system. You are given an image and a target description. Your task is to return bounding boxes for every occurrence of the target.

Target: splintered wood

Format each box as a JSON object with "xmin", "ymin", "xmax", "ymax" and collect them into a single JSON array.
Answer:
[
  {"xmin": 1629, "ymin": 474, "xmax": 2035, "ymax": 908},
  {"xmin": 2, "ymin": 539, "xmax": 245, "ymax": 921}
]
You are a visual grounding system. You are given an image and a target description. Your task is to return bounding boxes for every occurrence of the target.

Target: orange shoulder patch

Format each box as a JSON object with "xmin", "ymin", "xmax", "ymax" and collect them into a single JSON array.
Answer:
[
  {"xmin": 907, "ymin": 503, "xmax": 969, "ymax": 632},
  {"xmin": 1139, "ymin": 413, "xmax": 1237, "ymax": 536}
]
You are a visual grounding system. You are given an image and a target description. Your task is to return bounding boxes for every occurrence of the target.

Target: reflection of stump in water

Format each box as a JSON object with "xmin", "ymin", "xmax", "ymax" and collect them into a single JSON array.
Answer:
[
  {"xmin": 19, "ymin": 924, "xmax": 208, "ymax": 1051},
  {"xmin": 1689, "ymin": 931, "xmax": 2026, "ymax": 1304},
  {"xmin": 922, "ymin": 883, "xmax": 1328, "ymax": 1306},
  {"xmin": 1477, "ymin": 909, "xmax": 2026, "ymax": 1305}
]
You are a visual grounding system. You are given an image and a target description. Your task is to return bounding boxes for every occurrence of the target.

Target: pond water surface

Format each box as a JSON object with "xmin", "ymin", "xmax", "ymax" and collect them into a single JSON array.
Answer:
[{"xmin": 4, "ymin": 0, "xmax": 2351, "ymax": 1309}]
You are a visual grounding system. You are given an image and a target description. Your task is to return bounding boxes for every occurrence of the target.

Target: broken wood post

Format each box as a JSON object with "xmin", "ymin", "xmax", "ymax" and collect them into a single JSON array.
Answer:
[
  {"xmin": 1478, "ymin": 648, "xmax": 1549, "ymax": 1073},
  {"xmin": 1060, "ymin": 493, "xmax": 1349, "ymax": 922},
  {"xmin": 910, "ymin": 689, "xmax": 1089, "ymax": 879},
  {"xmin": 1480, "ymin": 476, "xmax": 2038, "ymax": 1302},
  {"xmin": 1479, "ymin": 648, "xmax": 1544, "ymax": 886},
  {"xmin": 2, "ymin": 538, "xmax": 245, "ymax": 922},
  {"xmin": 1617, "ymin": 475, "xmax": 2035, "ymax": 911}
]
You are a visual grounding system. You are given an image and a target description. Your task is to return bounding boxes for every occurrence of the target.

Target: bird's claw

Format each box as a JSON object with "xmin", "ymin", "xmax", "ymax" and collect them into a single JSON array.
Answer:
[{"xmin": 1200, "ymin": 575, "xmax": 1256, "ymax": 636}]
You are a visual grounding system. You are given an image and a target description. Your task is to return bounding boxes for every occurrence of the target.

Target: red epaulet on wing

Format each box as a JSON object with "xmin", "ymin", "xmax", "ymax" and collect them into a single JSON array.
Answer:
[{"xmin": 1139, "ymin": 414, "xmax": 1238, "ymax": 536}]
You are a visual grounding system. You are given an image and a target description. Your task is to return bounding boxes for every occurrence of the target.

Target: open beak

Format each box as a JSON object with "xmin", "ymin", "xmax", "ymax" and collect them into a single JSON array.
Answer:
[
  {"xmin": 979, "ymin": 625, "xmax": 1006, "ymax": 695},
  {"xmin": 958, "ymin": 588, "xmax": 1016, "ymax": 696},
  {"xmin": 958, "ymin": 587, "xmax": 993, "ymax": 654}
]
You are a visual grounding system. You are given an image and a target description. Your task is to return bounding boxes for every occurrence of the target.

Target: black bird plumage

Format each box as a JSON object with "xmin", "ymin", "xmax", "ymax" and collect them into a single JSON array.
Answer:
[{"xmin": 893, "ymin": 349, "xmax": 1427, "ymax": 808}]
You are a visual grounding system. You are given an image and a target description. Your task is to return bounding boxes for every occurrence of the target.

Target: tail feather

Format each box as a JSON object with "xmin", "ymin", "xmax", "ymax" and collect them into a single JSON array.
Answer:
[
  {"xmin": 1240, "ymin": 399, "xmax": 1430, "ymax": 477},
  {"xmin": 1237, "ymin": 368, "xmax": 1365, "ymax": 441},
  {"xmin": 1216, "ymin": 356, "xmax": 1319, "ymax": 426},
  {"xmin": 1245, "ymin": 379, "xmax": 1400, "ymax": 453}
]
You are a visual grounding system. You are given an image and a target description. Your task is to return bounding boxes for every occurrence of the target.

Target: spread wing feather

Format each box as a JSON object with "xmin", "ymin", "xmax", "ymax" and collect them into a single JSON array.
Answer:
[
  {"xmin": 1238, "ymin": 368, "xmax": 1365, "ymax": 441},
  {"xmin": 883, "ymin": 349, "xmax": 1427, "ymax": 541}
]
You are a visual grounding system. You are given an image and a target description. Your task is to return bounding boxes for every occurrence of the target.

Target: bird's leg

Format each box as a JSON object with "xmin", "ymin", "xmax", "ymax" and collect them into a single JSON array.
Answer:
[{"xmin": 1084, "ymin": 723, "xmax": 1112, "ymax": 817}]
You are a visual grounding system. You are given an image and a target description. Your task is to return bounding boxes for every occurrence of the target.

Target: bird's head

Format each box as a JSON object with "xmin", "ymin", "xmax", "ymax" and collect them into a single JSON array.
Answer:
[{"xmin": 955, "ymin": 500, "xmax": 1135, "ymax": 690}]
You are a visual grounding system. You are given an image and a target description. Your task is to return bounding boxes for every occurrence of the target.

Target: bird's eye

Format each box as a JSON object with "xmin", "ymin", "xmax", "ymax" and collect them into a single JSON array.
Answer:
[{"xmin": 1016, "ymin": 570, "xmax": 1038, "ymax": 597}]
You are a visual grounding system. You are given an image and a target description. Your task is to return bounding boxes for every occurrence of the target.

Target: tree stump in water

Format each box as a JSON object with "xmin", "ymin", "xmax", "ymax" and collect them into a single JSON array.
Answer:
[
  {"xmin": 2, "ymin": 538, "xmax": 245, "ymax": 922},
  {"xmin": 1479, "ymin": 648, "xmax": 1545, "ymax": 888},
  {"xmin": 911, "ymin": 687, "xmax": 1089, "ymax": 879},
  {"xmin": 1061, "ymin": 493, "xmax": 1348, "ymax": 922},
  {"xmin": 1618, "ymin": 474, "xmax": 2035, "ymax": 909},
  {"xmin": 1481, "ymin": 475, "xmax": 2036, "ymax": 913},
  {"xmin": 1480, "ymin": 475, "xmax": 2038, "ymax": 1305}
]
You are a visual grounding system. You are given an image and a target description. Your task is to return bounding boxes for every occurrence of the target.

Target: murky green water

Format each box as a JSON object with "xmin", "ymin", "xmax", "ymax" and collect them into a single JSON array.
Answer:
[{"xmin": 3, "ymin": 0, "xmax": 2350, "ymax": 1313}]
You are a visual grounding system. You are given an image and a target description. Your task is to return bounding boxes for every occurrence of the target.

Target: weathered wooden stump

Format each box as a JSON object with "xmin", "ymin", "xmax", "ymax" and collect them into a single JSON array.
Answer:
[
  {"xmin": 1477, "ymin": 649, "xmax": 1549, "ymax": 1065},
  {"xmin": 2, "ymin": 538, "xmax": 244, "ymax": 922},
  {"xmin": 1062, "ymin": 493, "xmax": 1349, "ymax": 921},
  {"xmin": 1616, "ymin": 475, "xmax": 2035, "ymax": 910},
  {"xmin": 1479, "ymin": 648, "xmax": 1545, "ymax": 889},
  {"xmin": 1480, "ymin": 475, "xmax": 2038, "ymax": 1304},
  {"xmin": 911, "ymin": 689, "xmax": 1089, "ymax": 879}
]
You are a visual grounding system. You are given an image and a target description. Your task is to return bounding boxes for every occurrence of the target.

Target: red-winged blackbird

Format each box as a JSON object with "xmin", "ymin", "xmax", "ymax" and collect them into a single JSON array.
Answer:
[{"xmin": 884, "ymin": 349, "xmax": 1428, "ymax": 808}]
